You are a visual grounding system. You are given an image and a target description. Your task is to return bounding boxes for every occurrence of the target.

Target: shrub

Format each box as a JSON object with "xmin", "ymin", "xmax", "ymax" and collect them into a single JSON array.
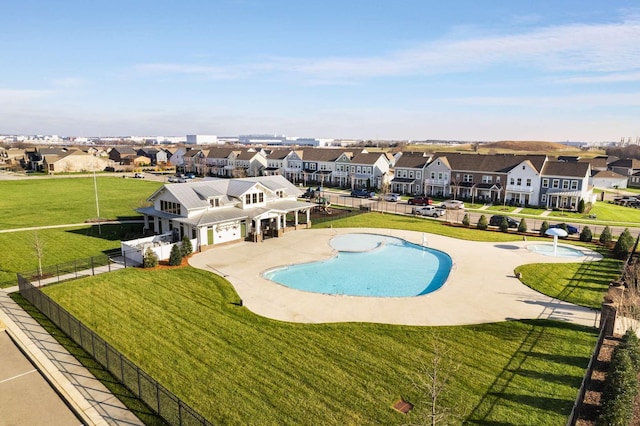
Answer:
[
  {"xmin": 599, "ymin": 344, "xmax": 638, "ymax": 425},
  {"xmin": 142, "ymin": 248, "xmax": 158, "ymax": 268},
  {"xmin": 462, "ymin": 213, "xmax": 470, "ymax": 227},
  {"xmin": 579, "ymin": 226, "xmax": 593, "ymax": 242},
  {"xmin": 613, "ymin": 228, "xmax": 635, "ymax": 259},
  {"xmin": 619, "ymin": 329, "xmax": 640, "ymax": 372},
  {"xmin": 539, "ymin": 221, "xmax": 549, "ymax": 236},
  {"xmin": 499, "ymin": 217, "xmax": 509, "ymax": 232},
  {"xmin": 169, "ymin": 244, "xmax": 183, "ymax": 266},
  {"xmin": 477, "ymin": 215, "xmax": 488, "ymax": 230},
  {"xmin": 578, "ymin": 199, "xmax": 585, "ymax": 213},
  {"xmin": 518, "ymin": 218, "xmax": 527, "ymax": 233},
  {"xmin": 600, "ymin": 226, "xmax": 613, "ymax": 245},
  {"xmin": 181, "ymin": 235, "xmax": 193, "ymax": 257}
]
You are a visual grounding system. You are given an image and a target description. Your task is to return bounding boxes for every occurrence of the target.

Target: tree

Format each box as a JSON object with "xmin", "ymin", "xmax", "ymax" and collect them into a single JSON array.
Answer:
[
  {"xmin": 169, "ymin": 244, "xmax": 183, "ymax": 266},
  {"xmin": 33, "ymin": 231, "xmax": 45, "ymax": 277},
  {"xmin": 600, "ymin": 226, "xmax": 613, "ymax": 245},
  {"xmin": 143, "ymin": 248, "xmax": 158, "ymax": 268},
  {"xmin": 577, "ymin": 199, "xmax": 585, "ymax": 213},
  {"xmin": 613, "ymin": 228, "xmax": 635, "ymax": 259},
  {"xmin": 181, "ymin": 235, "xmax": 193, "ymax": 257},
  {"xmin": 518, "ymin": 218, "xmax": 528, "ymax": 233},
  {"xmin": 579, "ymin": 226, "xmax": 593, "ymax": 242},
  {"xmin": 462, "ymin": 213, "xmax": 470, "ymax": 227},
  {"xmin": 539, "ymin": 221, "xmax": 549, "ymax": 236},
  {"xmin": 499, "ymin": 217, "xmax": 509, "ymax": 232},
  {"xmin": 409, "ymin": 336, "xmax": 464, "ymax": 426},
  {"xmin": 477, "ymin": 214, "xmax": 488, "ymax": 230}
]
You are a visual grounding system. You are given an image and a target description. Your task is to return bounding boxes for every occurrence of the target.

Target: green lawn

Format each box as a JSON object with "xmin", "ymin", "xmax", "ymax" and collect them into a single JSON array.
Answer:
[
  {"xmin": 0, "ymin": 223, "xmax": 142, "ymax": 288},
  {"xmin": 43, "ymin": 267, "xmax": 598, "ymax": 425},
  {"xmin": 0, "ymin": 177, "xmax": 162, "ymax": 229}
]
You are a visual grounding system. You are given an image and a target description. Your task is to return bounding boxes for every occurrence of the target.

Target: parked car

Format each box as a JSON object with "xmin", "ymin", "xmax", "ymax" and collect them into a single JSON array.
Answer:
[
  {"xmin": 133, "ymin": 172, "xmax": 145, "ymax": 178},
  {"xmin": 413, "ymin": 205, "xmax": 445, "ymax": 217},
  {"xmin": 439, "ymin": 199, "xmax": 464, "ymax": 209},
  {"xmin": 383, "ymin": 193, "xmax": 401, "ymax": 202},
  {"xmin": 351, "ymin": 188, "xmax": 375, "ymax": 198},
  {"xmin": 489, "ymin": 215, "xmax": 519, "ymax": 228},
  {"xmin": 549, "ymin": 223, "xmax": 578, "ymax": 234},
  {"xmin": 168, "ymin": 176, "xmax": 186, "ymax": 183},
  {"xmin": 185, "ymin": 173, "xmax": 196, "ymax": 179},
  {"xmin": 407, "ymin": 196, "xmax": 433, "ymax": 206}
]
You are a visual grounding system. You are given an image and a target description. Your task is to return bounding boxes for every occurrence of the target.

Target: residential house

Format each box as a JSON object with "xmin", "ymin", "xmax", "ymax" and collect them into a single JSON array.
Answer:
[
  {"xmin": 426, "ymin": 153, "xmax": 547, "ymax": 205},
  {"xmin": 182, "ymin": 149, "xmax": 209, "ymax": 175},
  {"xmin": 300, "ymin": 149, "xmax": 353, "ymax": 188},
  {"xmin": 205, "ymin": 147, "xmax": 242, "ymax": 177},
  {"xmin": 608, "ymin": 158, "xmax": 640, "ymax": 177},
  {"xmin": 591, "ymin": 170, "xmax": 628, "ymax": 189},
  {"xmin": 136, "ymin": 175, "xmax": 313, "ymax": 250},
  {"xmin": 264, "ymin": 149, "xmax": 294, "ymax": 176},
  {"xmin": 43, "ymin": 150, "xmax": 114, "ymax": 173},
  {"xmin": 227, "ymin": 149, "xmax": 267, "ymax": 177},
  {"xmin": 393, "ymin": 152, "xmax": 431, "ymax": 195},
  {"xmin": 168, "ymin": 146, "xmax": 188, "ymax": 169},
  {"xmin": 539, "ymin": 161, "xmax": 593, "ymax": 210},
  {"xmin": 349, "ymin": 152, "xmax": 391, "ymax": 190},
  {"xmin": 108, "ymin": 146, "xmax": 138, "ymax": 165}
]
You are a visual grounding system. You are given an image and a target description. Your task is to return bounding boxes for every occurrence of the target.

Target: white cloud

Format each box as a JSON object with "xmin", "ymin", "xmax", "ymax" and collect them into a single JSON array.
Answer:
[
  {"xmin": 0, "ymin": 89, "xmax": 53, "ymax": 104},
  {"xmin": 132, "ymin": 13, "xmax": 640, "ymax": 83}
]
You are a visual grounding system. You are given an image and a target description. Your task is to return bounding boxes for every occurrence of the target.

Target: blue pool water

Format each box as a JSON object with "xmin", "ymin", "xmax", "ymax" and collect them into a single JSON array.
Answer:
[
  {"xmin": 263, "ymin": 233, "xmax": 452, "ymax": 297},
  {"xmin": 526, "ymin": 243, "xmax": 585, "ymax": 258}
]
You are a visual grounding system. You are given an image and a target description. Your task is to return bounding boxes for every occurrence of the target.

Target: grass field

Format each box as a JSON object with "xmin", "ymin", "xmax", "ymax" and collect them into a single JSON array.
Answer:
[
  {"xmin": 43, "ymin": 267, "xmax": 599, "ymax": 425},
  {"xmin": 0, "ymin": 177, "xmax": 162, "ymax": 229}
]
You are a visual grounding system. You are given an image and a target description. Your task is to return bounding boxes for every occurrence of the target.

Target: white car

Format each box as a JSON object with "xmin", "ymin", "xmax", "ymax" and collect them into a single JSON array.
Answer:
[
  {"xmin": 383, "ymin": 193, "xmax": 401, "ymax": 202},
  {"xmin": 439, "ymin": 199, "xmax": 465, "ymax": 209},
  {"xmin": 413, "ymin": 205, "xmax": 445, "ymax": 217}
]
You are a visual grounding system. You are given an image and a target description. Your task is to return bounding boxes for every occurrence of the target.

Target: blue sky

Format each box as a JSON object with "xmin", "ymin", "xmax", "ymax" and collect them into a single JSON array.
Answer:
[{"xmin": 2, "ymin": 1, "xmax": 639, "ymax": 141}]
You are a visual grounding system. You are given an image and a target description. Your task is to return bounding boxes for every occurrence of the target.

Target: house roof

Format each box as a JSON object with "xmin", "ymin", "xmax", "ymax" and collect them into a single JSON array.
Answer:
[
  {"xmin": 592, "ymin": 170, "xmax": 627, "ymax": 179},
  {"xmin": 301, "ymin": 148, "xmax": 354, "ymax": 162},
  {"xmin": 431, "ymin": 153, "xmax": 548, "ymax": 174},
  {"xmin": 541, "ymin": 161, "xmax": 590, "ymax": 177},
  {"xmin": 351, "ymin": 152, "xmax": 387, "ymax": 165},
  {"xmin": 394, "ymin": 152, "xmax": 430, "ymax": 168},
  {"xmin": 149, "ymin": 175, "xmax": 303, "ymax": 211},
  {"xmin": 609, "ymin": 158, "xmax": 640, "ymax": 169}
]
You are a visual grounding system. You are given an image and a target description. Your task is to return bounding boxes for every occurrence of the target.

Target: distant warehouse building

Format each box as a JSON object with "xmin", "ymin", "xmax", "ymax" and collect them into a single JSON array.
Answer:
[{"xmin": 186, "ymin": 134, "xmax": 219, "ymax": 145}]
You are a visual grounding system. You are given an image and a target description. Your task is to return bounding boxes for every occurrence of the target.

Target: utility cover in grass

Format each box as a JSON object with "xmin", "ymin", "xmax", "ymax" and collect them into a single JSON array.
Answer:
[{"xmin": 392, "ymin": 399, "xmax": 413, "ymax": 414}]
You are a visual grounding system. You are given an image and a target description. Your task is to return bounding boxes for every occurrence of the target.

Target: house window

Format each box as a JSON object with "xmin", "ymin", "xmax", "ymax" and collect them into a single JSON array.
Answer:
[
  {"xmin": 552, "ymin": 179, "xmax": 560, "ymax": 188},
  {"xmin": 510, "ymin": 178, "xmax": 515, "ymax": 185},
  {"xmin": 416, "ymin": 172, "xmax": 421, "ymax": 179},
  {"xmin": 463, "ymin": 174, "xmax": 473, "ymax": 183},
  {"xmin": 259, "ymin": 193, "xmax": 264, "ymax": 202},
  {"xmin": 245, "ymin": 194, "xmax": 251, "ymax": 204},
  {"xmin": 542, "ymin": 178, "xmax": 549, "ymax": 188},
  {"xmin": 209, "ymin": 198, "xmax": 220, "ymax": 207},
  {"xmin": 409, "ymin": 171, "xmax": 414, "ymax": 179},
  {"xmin": 252, "ymin": 193, "xmax": 258, "ymax": 203},
  {"xmin": 526, "ymin": 178, "xmax": 531, "ymax": 187},
  {"xmin": 351, "ymin": 166, "xmax": 355, "ymax": 173},
  {"xmin": 562, "ymin": 180, "xmax": 569, "ymax": 189},
  {"xmin": 437, "ymin": 172, "xmax": 443, "ymax": 180},
  {"xmin": 482, "ymin": 175, "xmax": 492, "ymax": 183},
  {"xmin": 570, "ymin": 180, "xmax": 578, "ymax": 190},
  {"xmin": 430, "ymin": 171, "xmax": 436, "ymax": 179},
  {"xmin": 541, "ymin": 194, "xmax": 547, "ymax": 202},
  {"xmin": 160, "ymin": 200, "xmax": 180, "ymax": 215},
  {"xmin": 276, "ymin": 190, "xmax": 284, "ymax": 198},
  {"xmin": 516, "ymin": 178, "xmax": 522, "ymax": 186}
]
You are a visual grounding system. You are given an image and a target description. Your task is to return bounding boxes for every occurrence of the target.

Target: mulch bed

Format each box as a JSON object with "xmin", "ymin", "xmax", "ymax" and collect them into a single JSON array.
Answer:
[{"xmin": 577, "ymin": 335, "xmax": 640, "ymax": 425}]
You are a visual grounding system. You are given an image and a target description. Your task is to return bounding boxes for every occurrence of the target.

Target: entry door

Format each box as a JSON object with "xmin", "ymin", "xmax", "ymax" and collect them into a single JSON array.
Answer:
[{"xmin": 207, "ymin": 227, "xmax": 214, "ymax": 245}]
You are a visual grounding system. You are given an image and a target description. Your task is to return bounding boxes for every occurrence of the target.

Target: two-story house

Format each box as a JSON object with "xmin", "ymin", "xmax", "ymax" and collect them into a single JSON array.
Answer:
[
  {"xmin": 205, "ymin": 147, "xmax": 242, "ymax": 177},
  {"xmin": 392, "ymin": 152, "xmax": 431, "ymax": 195},
  {"xmin": 539, "ymin": 161, "xmax": 593, "ymax": 210},
  {"xmin": 136, "ymin": 175, "xmax": 313, "ymax": 249},
  {"xmin": 349, "ymin": 152, "xmax": 391, "ymax": 190}
]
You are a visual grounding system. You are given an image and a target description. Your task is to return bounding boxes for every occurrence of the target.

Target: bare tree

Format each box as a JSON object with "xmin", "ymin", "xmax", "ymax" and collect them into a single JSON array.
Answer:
[
  {"xmin": 407, "ymin": 336, "xmax": 463, "ymax": 426},
  {"xmin": 33, "ymin": 231, "xmax": 45, "ymax": 277}
]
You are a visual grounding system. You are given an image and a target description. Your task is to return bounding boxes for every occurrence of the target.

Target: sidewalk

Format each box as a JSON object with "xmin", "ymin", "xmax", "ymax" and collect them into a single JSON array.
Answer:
[{"xmin": 0, "ymin": 284, "xmax": 143, "ymax": 425}]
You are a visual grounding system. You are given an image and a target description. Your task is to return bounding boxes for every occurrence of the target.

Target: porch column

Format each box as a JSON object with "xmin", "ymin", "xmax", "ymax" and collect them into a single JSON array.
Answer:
[
  {"xmin": 306, "ymin": 209, "xmax": 311, "ymax": 228},
  {"xmin": 294, "ymin": 210, "xmax": 299, "ymax": 228},
  {"xmin": 276, "ymin": 214, "xmax": 283, "ymax": 237},
  {"xmin": 253, "ymin": 218, "xmax": 262, "ymax": 242}
]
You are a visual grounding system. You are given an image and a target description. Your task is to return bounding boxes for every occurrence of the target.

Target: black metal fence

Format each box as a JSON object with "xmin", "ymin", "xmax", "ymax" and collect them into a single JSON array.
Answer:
[
  {"xmin": 565, "ymin": 318, "xmax": 608, "ymax": 426},
  {"xmin": 20, "ymin": 253, "xmax": 125, "ymax": 286},
  {"xmin": 17, "ymin": 274, "xmax": 213, "ymax": 426}
]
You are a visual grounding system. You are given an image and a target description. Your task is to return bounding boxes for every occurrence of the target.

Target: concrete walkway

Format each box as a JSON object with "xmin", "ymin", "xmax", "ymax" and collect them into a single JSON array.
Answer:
[
  {"xmin": 190, "ymin": 228, "xmax": 602, "ymax": 327},
  {"xmin": 0, "ymin": 286, "xmax": 144, "ymax": 425}
]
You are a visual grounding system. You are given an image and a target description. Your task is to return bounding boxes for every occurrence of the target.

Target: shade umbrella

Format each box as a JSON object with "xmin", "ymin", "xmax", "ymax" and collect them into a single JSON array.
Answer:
[{"xmin": 545, "ymin": 228, "xmax": 568, "ymax": 256}]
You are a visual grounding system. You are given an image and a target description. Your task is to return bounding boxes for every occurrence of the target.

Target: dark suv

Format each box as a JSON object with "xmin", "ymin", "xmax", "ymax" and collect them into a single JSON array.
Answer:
[
  {"xmin": 489, "ymin": 215, "xmax": 519, "ymax": 228},
  {"xmin": 407, "ymin": 196, "xmax": 433, "ymax": 206}
]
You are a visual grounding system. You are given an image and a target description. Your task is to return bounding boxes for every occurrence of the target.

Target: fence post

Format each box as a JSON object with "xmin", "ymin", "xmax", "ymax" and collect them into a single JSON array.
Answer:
[{"xmin": 91, "ymin": 257, "xmax": 95, "ymax": 276}]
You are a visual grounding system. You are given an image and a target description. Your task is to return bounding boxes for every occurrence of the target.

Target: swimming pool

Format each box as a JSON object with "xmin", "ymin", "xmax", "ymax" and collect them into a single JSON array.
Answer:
[
  {"xmin": 526, "ymin": 243, "xmax": 585, "ymax": 258},
  {"xmin": 263, "ymin": 233, "xmax": 452, "ymax": 297}
]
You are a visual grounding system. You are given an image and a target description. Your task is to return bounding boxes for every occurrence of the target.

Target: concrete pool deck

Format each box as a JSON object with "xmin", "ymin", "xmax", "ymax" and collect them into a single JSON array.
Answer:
[{"xmin": 188, "ymin": 228, "xmax": 603, "ymax": 328}]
